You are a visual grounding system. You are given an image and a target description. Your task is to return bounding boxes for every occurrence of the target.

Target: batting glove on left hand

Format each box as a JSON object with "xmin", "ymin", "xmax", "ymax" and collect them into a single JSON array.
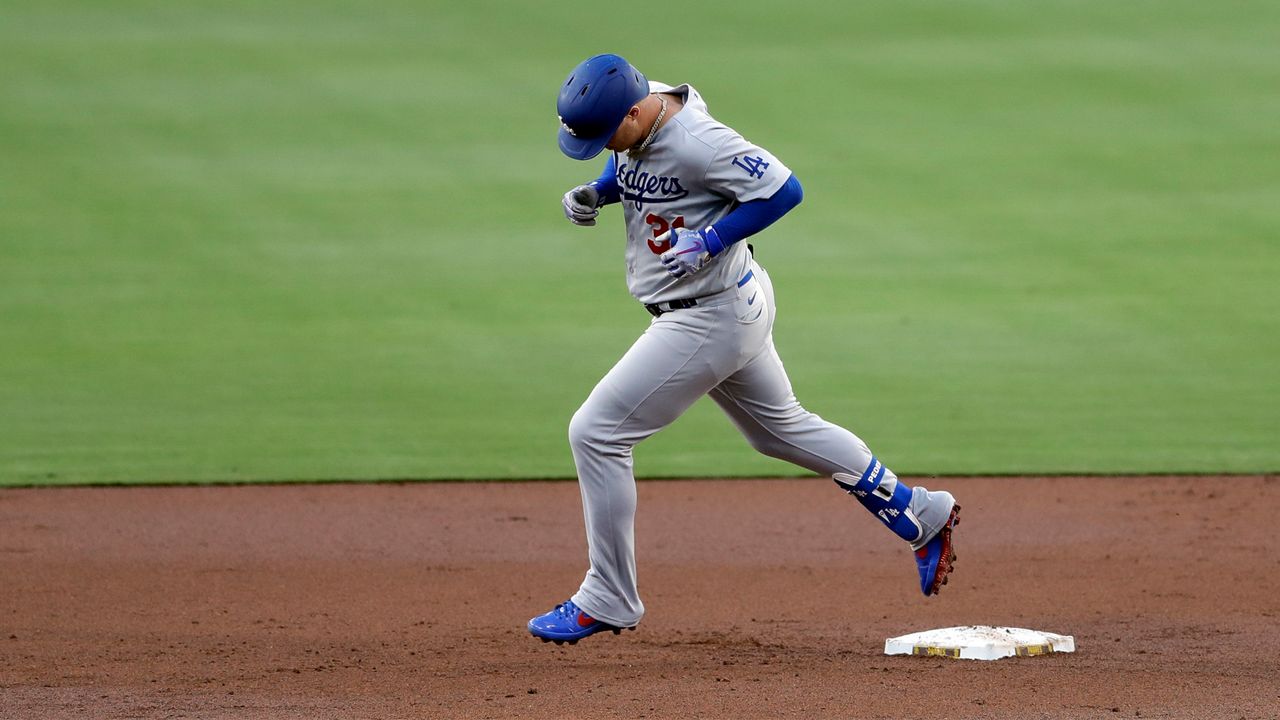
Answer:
[
  {"xmin": 562, "ymin": 184, "xmax": 600, "ymax": 226},
  {"xmin": 658, "ymin": 227, "xmax": 722, "ymax": 279}
]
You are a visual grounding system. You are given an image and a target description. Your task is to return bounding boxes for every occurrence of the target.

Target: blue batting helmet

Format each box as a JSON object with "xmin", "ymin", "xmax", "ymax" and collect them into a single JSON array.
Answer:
[{"xmin": 556, "ymin": 54, "xmax": 648, "ymax": 160}]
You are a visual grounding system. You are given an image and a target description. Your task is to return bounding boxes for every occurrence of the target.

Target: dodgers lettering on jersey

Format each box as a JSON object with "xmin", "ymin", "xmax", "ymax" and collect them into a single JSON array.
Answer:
[
  {"xmin": 616, "ymin": 82, "xmax": 791, "ymax": 305},
  {"xmin": 616, "ymin": 163, "xmax": 689, "ymax": 206}
]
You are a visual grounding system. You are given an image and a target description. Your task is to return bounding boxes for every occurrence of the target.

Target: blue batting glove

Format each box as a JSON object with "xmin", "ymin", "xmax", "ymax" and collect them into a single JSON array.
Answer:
[{"xmin": 658, "ymin": 227, "xmax": 725, "ymax": 279}]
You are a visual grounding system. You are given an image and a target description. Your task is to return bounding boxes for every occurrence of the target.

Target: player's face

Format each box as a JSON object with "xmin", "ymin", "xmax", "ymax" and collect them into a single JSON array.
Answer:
[{"xmin": 604, "ymin": 105, "xmax": 644, "ymax": 152}]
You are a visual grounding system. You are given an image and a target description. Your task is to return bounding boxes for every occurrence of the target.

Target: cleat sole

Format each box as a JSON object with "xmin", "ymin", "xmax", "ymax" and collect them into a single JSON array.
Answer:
[
  {"xmin": 530, "ymin": 624, "xmax": 638, "ymax": 645},
  {"xmin": 927, "ymin": 504, "xmax": 961, "ymax": 596}
]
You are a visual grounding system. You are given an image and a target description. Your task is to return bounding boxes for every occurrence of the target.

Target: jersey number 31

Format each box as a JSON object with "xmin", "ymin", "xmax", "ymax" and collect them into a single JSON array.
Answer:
[{"xmin": 646, "ymin": 214, "xmax": 685, "ymax": 254}]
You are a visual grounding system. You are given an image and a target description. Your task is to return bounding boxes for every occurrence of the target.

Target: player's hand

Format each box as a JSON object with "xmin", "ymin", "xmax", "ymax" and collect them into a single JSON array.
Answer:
[
  {"xmin": 658, "ymin": 228, "xmax": 713, "ymax": 279},
  {"xmin": 562, "ymin": 184, "xmax": 600, "ymax": 226}
]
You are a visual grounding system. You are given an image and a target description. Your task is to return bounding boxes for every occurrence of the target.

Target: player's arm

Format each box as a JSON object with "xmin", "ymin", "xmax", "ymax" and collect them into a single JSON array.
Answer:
[
  {"xmin": 660, "ymin": 130, "xmax": 798, "ymax": 277},
  {"xmin": 589, "ymin": 154, "xmax": 621, "ymax": 205},
  {"xmin": 562, "ymin": 155, "xmax": 621, "ymax": 226},
  {"xmin": 698, "ymin": 174, "xmax": 803, "ymax": 254},
  {"xmin": 659, "ymin": 174, "xmax": 803, "ymax": 278}
]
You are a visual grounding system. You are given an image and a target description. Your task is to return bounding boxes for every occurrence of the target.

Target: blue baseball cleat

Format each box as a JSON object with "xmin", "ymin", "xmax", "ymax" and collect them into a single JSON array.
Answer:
[
  {"xmin": 915, "ymin": 504, "xmax": 961, "ymax": 596},
  {"xmin": 527, "ymin": 600, "xmax": 632, "ymax": 645}
]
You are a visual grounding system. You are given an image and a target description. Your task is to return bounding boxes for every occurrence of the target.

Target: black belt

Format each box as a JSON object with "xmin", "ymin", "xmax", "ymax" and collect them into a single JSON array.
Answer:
[
  {"xmin": 645, "ymin": 297, "xmax": 699, "ymax": 317},
  {"xmin": 644, "ymin": 269, "xmax": 756, "ymax": 318}
]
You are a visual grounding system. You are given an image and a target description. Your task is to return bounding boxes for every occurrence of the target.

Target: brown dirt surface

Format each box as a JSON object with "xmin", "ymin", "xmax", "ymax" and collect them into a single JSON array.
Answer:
[{"xmin": 2, "ymin": 476, "xmax": 1278, "ymax": 719}]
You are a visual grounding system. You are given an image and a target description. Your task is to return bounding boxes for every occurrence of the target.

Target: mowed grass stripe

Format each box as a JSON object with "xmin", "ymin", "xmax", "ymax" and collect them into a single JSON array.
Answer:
[{"xmin": 1, "ymin": 1, "xmax": 1277, "ymax": 483}]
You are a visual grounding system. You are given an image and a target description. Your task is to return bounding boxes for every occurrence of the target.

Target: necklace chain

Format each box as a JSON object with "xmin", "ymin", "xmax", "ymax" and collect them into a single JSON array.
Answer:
[{"xmin": 631, "ymin": 96, "xmax": 667, "ymax": 156}]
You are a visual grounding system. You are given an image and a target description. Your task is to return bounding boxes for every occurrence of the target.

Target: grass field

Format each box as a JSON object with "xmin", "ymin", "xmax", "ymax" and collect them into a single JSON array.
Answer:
[{"xmin": 2, "ymin": 1, "xmax": 1277, "ymax": 484}]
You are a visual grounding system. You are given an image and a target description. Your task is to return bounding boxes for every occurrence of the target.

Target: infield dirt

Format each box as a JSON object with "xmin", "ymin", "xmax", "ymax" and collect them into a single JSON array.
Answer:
[{"xmin": 2, "ymin": 476, "xmax": 1277, "ymax": 719}]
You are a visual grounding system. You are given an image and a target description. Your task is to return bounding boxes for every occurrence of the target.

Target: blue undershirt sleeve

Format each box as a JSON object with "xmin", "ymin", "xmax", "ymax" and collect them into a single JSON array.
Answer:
[
  {"xmin": 703, "ymin": 173, "xmax": 803, "ymax": 255},
  {"xmin": 588, "ymin": 154, "xmax": 621, "ymax": 206}
]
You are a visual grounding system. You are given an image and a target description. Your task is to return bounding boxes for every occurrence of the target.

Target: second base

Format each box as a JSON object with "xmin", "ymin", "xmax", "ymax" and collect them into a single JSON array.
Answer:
[{"xmin": 884, "ymin": 625, "xmax": 1075, "ymax": 661}]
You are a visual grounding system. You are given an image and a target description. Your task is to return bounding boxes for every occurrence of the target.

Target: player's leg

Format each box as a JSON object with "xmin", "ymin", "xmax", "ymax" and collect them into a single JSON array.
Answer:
[
  {"xmin": 709, "ymin": 339, "xmax": 955, "ymax": 538},
  {"xmin": 709, "ymin": 346, "xmax": 960, "ymax": 594},
  {"xmin": 708, "ymin": 269, "xmax": 959, "ymax": 595},
  {"xmin": 529, "ymin": 308, "xmax": 740, "ymax": 643}
]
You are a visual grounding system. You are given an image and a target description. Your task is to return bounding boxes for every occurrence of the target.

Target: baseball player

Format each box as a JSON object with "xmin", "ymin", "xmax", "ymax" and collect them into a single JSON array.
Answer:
[{"xmin": 529, "ymin": 54, "xmax": 960, "ymax": 645}]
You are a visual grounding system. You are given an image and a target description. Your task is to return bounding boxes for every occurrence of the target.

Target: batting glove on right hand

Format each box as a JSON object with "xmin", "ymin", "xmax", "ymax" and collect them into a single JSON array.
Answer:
[
  {"xmin": 658, "ymin": 227, "xmax": 718, "ymax": 279},
  {"xmin": 562, "ymin": 184, "xmax": 600, "ymax": 226}
]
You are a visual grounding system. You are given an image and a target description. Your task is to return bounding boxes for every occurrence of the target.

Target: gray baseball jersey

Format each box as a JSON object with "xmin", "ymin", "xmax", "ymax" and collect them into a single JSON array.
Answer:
[{"xmin": 616, "ymin": 82, "xmax": 792, "ymax": 305}]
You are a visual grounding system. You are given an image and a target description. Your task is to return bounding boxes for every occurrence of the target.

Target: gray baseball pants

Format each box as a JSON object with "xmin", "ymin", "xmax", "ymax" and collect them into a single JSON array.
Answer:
[{"xmin": 568, "ymin": 262, "xmax": 953, "ymax": 626}]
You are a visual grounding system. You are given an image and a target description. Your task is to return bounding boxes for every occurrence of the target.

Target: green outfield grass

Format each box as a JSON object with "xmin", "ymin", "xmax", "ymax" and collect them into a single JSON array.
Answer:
[{"xmin": 2, "ymin": 0, "xmax": 1277, "ymax": 484}]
